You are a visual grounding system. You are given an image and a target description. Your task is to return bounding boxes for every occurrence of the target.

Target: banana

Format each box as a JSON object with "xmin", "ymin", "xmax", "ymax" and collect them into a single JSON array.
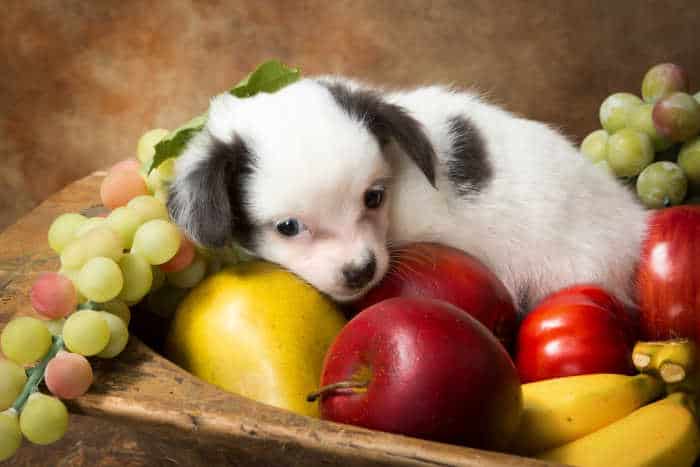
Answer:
[
  {"xmin": 537, "ymin": 392, "xmax": 700, "ymax": 467},
  {"xmin": 633, "ymin": 339, "xmax": 697, "ymax": 384},
  {"xmin": 509, "ymin": 373, "xmax": 664, "ymax": 455}
]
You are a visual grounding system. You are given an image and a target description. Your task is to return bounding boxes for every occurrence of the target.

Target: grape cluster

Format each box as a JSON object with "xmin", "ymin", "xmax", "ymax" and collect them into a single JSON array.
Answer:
[
  {"xmin": 0, "ymin": 129, "xmax": 243, "ymax": 460},
  {"xmin": 581, "ymin": 63, "xmax": 700, "ymax": 208}
]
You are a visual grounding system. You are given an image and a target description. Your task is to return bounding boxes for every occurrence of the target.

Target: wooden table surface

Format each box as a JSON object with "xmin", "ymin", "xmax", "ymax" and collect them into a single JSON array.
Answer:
[{"xmin": 0, "ymin": 173, "xmax": 559, "ymax": 467}]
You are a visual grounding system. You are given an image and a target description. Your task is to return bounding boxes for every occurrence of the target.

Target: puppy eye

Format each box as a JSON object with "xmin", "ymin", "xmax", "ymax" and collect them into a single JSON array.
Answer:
[
  {"xmin": 364, "ymin": 188, "xmax": 385, "ymax": 209},
  {"xmin": 275, "ymin": 218, "xmax": 305, "ymax": 237}
]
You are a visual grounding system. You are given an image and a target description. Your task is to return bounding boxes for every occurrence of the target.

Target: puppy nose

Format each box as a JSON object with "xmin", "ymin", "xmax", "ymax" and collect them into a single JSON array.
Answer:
[{"xmin": 342, "ymin": 253, "xmax": 377, "ymax": 290}]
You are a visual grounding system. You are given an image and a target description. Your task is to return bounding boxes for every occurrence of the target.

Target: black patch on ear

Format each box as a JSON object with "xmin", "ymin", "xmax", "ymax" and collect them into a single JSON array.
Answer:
[
  {"xmin": 167, "ymin": 133, "xmax": 257, "ymax": 250},
  {"xmin": 320, "ymin": 81, "xmax": 436, "ymax": 186},
  {"xmin": 446, "ymin": 115, "xmax": 491, "ymax": 196}
]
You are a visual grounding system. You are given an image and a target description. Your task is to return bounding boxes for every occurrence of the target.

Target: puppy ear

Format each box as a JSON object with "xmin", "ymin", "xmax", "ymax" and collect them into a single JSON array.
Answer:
[
  {"xmin": 167, "ymin": 130, "xmax": 255, "ymax": 248},
  {"xmin": 321, "ymin": 81, "xmax": 436, "ymax": 186}
]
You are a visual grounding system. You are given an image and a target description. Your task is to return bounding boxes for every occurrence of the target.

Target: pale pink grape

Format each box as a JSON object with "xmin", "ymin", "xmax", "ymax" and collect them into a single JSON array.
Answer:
[
  {"xmin": 160, "ymin": 235, "xmax": 195, "ymax": 273},
  {"xmin": 110, "ymin": 158, "xmax": 142, "ymax": 174},
  {"xmin": 44, "ymin": 351, "xmax": 93, "ymax": 399},
  {"xmin": 30, "ymin": 272, "xmax": 78, "ymax": 319},
  {"xmin": 100, "ymin": 168, "xmax": 149, "ymax": 210}
]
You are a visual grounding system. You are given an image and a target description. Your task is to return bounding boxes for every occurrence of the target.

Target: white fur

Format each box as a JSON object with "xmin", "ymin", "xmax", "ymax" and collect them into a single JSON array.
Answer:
[
  {"xmin": 172, "ymin": 77, "xmax": 650, "ymax": 311},
  {"xmin": 383, "ymin": 85, "xmax": 649, "ymax": 308}
]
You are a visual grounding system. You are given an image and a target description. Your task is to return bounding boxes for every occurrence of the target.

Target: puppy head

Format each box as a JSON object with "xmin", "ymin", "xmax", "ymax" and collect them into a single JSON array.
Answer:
[{"xmin": 168, "ymin": 78, "xmax": 435, "ymax": 301}]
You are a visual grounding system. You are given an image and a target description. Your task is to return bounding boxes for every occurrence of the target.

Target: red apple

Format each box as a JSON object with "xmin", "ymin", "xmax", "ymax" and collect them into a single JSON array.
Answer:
[
  {"xmin": 638, "ymin": 205, "xmax": 700, "ymax": 340},
  {"xmin": 314, "ymin": 297, "xmax": 522, "ymax": 450},
  {"xmin": 516, "ymin": 284, "xmax": 636, "ymax": 383},
  {"xmin": 353, "ymin": 242, "xmax": 517, "ymax": 349}
]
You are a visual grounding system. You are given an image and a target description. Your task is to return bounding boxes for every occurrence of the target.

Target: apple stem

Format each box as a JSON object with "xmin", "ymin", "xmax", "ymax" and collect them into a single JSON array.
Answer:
[{"xmin": 306, "ymin": 380, "xmax": 369, "ymax": 402}]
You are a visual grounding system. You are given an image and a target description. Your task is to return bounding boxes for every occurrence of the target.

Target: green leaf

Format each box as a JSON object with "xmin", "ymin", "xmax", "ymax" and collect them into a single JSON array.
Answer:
[
  {"xmin": 230, "ymin": 60, "xmax": 301, "ymax": 98},
  {"xmin": 148, "ymin": 60, "xmax": 300, "ymax": 173},
  {"xmin": 147, "ymin": 113, "xmax": 207, "ymax": 173}
]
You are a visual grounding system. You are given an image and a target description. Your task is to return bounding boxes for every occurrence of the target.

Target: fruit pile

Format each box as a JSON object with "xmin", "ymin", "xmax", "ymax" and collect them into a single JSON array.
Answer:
[
  {"xmin": 0, "ymin": 61, "xmax": 302, "ymax": 462},
  {"xmin": 0, "ymin": 139, "xmax": 223, "ymax": 461},
  {"xmin": 580, "ymin": 63, "xmax": 700, "ymax": 208},
  {"xmin": 306, "ymin": 243, "xmax": 700, "ymax": 466},
  {"xmin": 2, "ymin": 61, "xmax": 700, "ymax": 467}
]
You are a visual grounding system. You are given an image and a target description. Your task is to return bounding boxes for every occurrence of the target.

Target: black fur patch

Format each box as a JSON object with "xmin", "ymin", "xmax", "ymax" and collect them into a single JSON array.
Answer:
[
  {"xmin": 167, "ymin": 133, "xmax": 258, "ymax": 250},
  {"xmin": 446, "ymin": 115, "xmax": 491, "ymax": 196},
  {"xmin": 319, "ymin": 80, "xmax": 437, "ymax": 187}
]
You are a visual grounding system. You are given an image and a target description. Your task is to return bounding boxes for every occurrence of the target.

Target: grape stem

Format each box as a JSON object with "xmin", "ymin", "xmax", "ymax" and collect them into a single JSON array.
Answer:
[
  {"xmin": 78, "ymin": 301, "xmax": 99, "ymax": 310},
  {"xmin": 12, "ymin": 335, "xmax": 64, "ymax": 412}
]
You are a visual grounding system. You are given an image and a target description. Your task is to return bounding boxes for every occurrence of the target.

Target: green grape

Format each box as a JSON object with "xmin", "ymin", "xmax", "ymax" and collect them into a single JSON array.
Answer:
[
  {"xmin": 627, "ymin": 103, "xmax": 673, "ymax": 151},
  {"xmin": 607, "ymin": 128, "xmax": 654, "ymax": 177},
  {"xmin": 62, "ymin": 310, "xmax": 110, "ymax": 356},
  {"xmin": 636, "ymin": 161, "xmax": 688, "ymax": 208},
  {"xmin": 204, "ymin": 245, "xmax": 242, "ymax": 265},
  {"xmin": 0, "ymin": 360, "xmax": 27, "ymax": 411},
  {"xmin": 0, "ymin": 410, "xmax": 21, "ymax": 461},
  {"xmin": 641, "ymin": 63, "xmax": 689, "ymax": 103},
  {"xmin": 44, "ymin": 318, "xmax": 66, "ymax": 337},
  {"xmin": 695, "ymin": 92, "xmax": 700, "ymax": 105},
  {"xmin": 137, "ymin": 128, "xmax": 170, "ymax": 165},
  {"xmin": 593, "ymin": 160, "xmax": 614, "ymax": 176},
  {"xmin": 580, "ymin": 129, "xmax": 609, "ymax": 163},
  {"xmin": 166, "ymin": 255, "xmax": 207, "ymax": 289},
  {"xmin": 234, "ymin": 245, "xmax": 254, "ymax": 262},
  {"xmin": 78, "ymin": 257, "xmax": 124, "ymax": 302},
  {"xmin": 678, "ymin": 137, "xmax": 700, "ymax": 187},
  {"xmin": 0, "ymin": 317, "xmax": 51, "ymax": 365},
  {"xmin": 48, "ymin": 213, "xmax": 87, "ymax": 254},
  {"xmin": 151, "ymin": 266, "xmax": 166, "ymax": 292},
  {"xmin": 117, "ymin": 253, "xmax": 153, "ymax": 303},
  {"xmin": 96, "ymin": 312, "xmax": 130, "ymax": 358},
  {"xmin": 154, "ymin": 187, "xmax": 169, "ymax": 205},
  {"xmin": 146, "ymin": 169, "xmax": 163, "ymax": 194},
  {"xmin": 60, "ymin": 226, "xmax": 123, "ymax": 270},
  {"xmin": 99, "ymin": 300, "xmax": 131, "ymax": 326},
  {"xmin": 127, "ymin": 195, "xmax": 169, "ymax": 222},
  {"xmin": 106, "ymin": 206, "xmax": 144, "ymax": 249},
  {"xmin": 58, "ymin": 267, "xmax": 86, "ymax": 303},
  {"xmin": 74, "ymin": 217, "xmax": 107, "ymax": 238},
  {"xmin": 131, "ymin": 219, "xmax": 181, "ymax": 265},
  {"xmin": 599, "ymin": 92, "xmax": 643, "ymax": 133},
  {"xmin": 156, "ymin": 158, "xmax": 176, "ymax": 183},
  {"xmin": 19, "ymin": 393, "xmax": 68, "ymax": 445}
]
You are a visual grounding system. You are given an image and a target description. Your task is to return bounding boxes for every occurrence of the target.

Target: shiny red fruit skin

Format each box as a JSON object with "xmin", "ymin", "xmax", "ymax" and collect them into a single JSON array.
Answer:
[
  {"xmin": 516, "ymin": 285, "xmax": 635, "ymax": 383},
  {"xmin": 533, "ymin": 283, "xmax": 639, "ymax": 343},
  {"xmin": 319, "ymin": 297, "xmax": 522, "ymax": 450},
  {"xmin": 638, "ymin": 206, "xmax": 700, "ymax": 340},
  {"xmin": 352, "ymin": 242, "xmax": 517, "ymax": 349}
]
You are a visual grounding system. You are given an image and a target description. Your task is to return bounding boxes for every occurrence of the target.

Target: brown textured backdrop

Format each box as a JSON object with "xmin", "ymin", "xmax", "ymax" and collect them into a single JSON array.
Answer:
[{"xmin": 2, "ymin": 0, "xmax": 699, "ymax": 232}]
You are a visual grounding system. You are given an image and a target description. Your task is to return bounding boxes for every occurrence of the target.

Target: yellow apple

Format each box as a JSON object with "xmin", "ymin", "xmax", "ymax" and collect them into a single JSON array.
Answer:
[{"xmin": 164, "ymin": 261, "xmax": 346, "ymax": 417}]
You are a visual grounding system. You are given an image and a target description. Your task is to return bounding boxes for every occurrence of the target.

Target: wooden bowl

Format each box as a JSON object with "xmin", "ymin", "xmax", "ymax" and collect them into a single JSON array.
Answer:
[{"xmin": 0, "ymin": 173, "xmax": 557, "ymax": 466}]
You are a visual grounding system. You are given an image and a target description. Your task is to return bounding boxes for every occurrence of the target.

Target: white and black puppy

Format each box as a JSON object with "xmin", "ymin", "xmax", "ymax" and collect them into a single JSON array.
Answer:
[{"xmin": 168, "ymin": 76, "xmax": 649, "ymax": 313}]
